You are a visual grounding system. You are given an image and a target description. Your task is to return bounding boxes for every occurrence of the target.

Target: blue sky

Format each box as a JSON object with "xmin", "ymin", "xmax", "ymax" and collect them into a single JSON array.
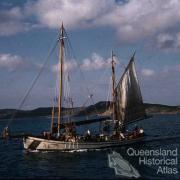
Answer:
[{"xmin": 0, "ymin": 0, "xmax": 180, "ymax": 109}]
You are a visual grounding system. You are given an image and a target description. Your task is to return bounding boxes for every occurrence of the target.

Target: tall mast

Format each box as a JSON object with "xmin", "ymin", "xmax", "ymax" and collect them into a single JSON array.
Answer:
[
  {"xmin": 57, "ymin": 23, "xmax": 65, "ymax": 136},
  {"xmin": 51, "ymin": 102, "xmax": 55, "ymax": 134},
  {"xmin": 111, "ymin": 51, "xmax": 116, "ymax": 121}
]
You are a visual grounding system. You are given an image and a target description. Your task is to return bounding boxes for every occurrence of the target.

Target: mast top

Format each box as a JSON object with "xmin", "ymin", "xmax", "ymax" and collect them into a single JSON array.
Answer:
[
  {"xmin": 111, "ymin": 50, "xmax": 116, "ymax": 58},
  {"xmin": 59, "ymin": 22, "xmax": 66, "ymax": 41},
  {"xmin": 111, "ymin": 50, "xmax": 116, "ymax": 66},
  {"xmin": 61, "ymin": 22, "xmax": 64, "ymax": 30},
  {"xmin": 60, "ymin": 22, "xmax": 64, "ymax": 36},
  {"xmin": 131, "ymin": 51, "xmax": 136, "ymax": 60}
]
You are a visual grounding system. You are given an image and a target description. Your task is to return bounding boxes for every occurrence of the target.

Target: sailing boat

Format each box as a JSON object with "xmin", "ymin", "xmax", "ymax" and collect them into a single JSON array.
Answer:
[{"xmin": 10, "ymin": 24, "xmax": 146, "ymax": 151}]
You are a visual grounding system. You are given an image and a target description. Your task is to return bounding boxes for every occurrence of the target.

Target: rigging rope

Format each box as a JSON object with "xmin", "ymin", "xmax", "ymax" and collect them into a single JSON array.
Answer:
[
  {"xmin": 5, "ymin": 39, "xmax": 59, "ymax": 128},
  {"xmin": 63, "ymin": 31, "xmax": 92, "ymax": 117},
  {"xmin": 64, "ymin": 30, "xmax": 105, "ymax": 116}
]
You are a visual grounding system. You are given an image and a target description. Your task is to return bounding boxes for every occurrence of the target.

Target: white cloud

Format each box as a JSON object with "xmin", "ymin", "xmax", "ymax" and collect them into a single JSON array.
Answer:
[
  {"xmin": 0, "ymin": 7, "xmax": 28, "ymax": 36},
  {"xmin": 81, "ymin": 53, "xmax": 111, "ymax": 70},
  {"xmin": 24, "ymin": 0, "xmax": 180, "ymax": 43},
  {"xmin": 157, "ymin": 32, "xmax": 180, "ymax": 51},
  {"xmin": 0, "ymin": 53, "xmax": 25, "ymax": 71},
  {"xmin": 0, "ymin": 53, "xmax": 42, "ymax": 72},
  {"xmin": 101, "ymin": 0, "xmax": 180, "ymax": 43},
  {"xmin": 2, "ymin": 0, "xmax": 180, "ymax": 47},
  {"xmin": 162, "ymin": 64, "xmax": 180, "ymax": 74},
  {"xmin": 141, "ymin": 64, "xmax": 180, "ymax": 78},
  {"xmin": 26, "ymin": 0, "xmax": 113, "ymax": 29},
  {"xmin": 52, "ymin": 60, "xmax": 77, "ymax": 73},
  {"xmin": 141, "ymin": 68, "xmax": 155, "ymax": 76},
  {"xmin": 0, "ymin": 52, "xmax": 115, "ymax": 73},
  {"xmin": 121, "ymin": 0, "xmax": 180, "ymax": 42},
  {"xmin": 52, "ymin": 52, "xmax": 115, "ymax": 73},
  {"xmin": 0, "ymin": 4, "xmax": 42, "ymax": 36}
]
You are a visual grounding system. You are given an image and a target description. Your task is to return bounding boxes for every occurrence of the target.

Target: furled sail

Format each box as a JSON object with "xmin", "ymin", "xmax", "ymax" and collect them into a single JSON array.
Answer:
[{"xmin": 115, "ymin": 55, "xmax": 146, "ymax": 126}]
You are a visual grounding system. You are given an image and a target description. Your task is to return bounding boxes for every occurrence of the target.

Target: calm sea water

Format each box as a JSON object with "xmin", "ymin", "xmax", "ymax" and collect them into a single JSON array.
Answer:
[{"xmin": 0, "ymin": 114, "xmax": 180, "ymax": 179}]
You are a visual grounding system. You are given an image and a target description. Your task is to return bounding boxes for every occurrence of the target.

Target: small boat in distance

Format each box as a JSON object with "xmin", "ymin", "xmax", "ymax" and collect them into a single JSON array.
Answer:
[{"xmin": 3, "ymin": 23, "xmax": 147, "ymax": 151}]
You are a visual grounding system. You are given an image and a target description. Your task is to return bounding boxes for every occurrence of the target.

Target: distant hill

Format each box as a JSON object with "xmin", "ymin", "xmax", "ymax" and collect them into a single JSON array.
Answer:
[
  {"xmin": 74, "ymin": 101, "xmax": 111, "ymax": 116},
  {"xmin": 75, "ymin": 101, "xmax": 180, "ymax": 116},
  {"xmin": 144, "ymin": 103, "xmax": 180, "ymax": 114},
  {"xmin": 0, "ymin": 101, "xmax": 179, "ymax": 119},
  {"xmin": 0, "ymin": 107, "xmax": 81, "ymax": 119}
]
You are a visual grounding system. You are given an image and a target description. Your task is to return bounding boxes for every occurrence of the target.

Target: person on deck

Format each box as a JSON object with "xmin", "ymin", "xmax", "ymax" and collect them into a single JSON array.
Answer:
[
  {"xmin": 2, "ymin": 127, "xmax": 9, "ymax": 139},
  {"xmin": 85, "ymin": 129, "xmax": 91, "ymax": 141},
  {"xmin": 87, "ymin": 129, "xmax": 91, "ymax": 136},
  {"xmin": 120, "ymin": 132, "xmax": 125, "ymax": 140}
]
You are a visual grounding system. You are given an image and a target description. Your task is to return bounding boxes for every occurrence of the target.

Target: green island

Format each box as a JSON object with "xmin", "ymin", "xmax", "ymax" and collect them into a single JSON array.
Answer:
[{"xmin": 0, "ymin": 101, "xmax": 179, "ymax": 119}]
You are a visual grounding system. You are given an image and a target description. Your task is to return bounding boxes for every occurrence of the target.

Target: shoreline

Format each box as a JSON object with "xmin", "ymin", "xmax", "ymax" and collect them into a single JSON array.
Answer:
[{"xmin": 0, "ymin": 102, "xmax": 179, "ymax": 120}]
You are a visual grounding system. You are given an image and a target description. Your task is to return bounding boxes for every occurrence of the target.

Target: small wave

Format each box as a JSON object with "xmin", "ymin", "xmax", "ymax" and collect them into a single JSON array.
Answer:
[
  {"xmin": 63, "ymin": 149, "xmax": 88, "ymax": 153},
  {"xmin": 42, "ymin": 151, "xmax": 54, "ymax": 153},
  {"xmin": 23, "ymin": 149, "xmax": 57, "ymax": 154},
  {"xmin": 63, "ymin": 148, "xmax": 110, "ymax": 153},
  {"xmin": 23, "ymin": 149, "xmax": 40, "ymax": 153}
]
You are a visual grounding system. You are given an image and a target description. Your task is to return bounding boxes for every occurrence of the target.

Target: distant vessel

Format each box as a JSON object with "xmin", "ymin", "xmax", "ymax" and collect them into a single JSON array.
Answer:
[{"xmin": 3, "ymin": 23, "xmax": 147, "ymax": 151}]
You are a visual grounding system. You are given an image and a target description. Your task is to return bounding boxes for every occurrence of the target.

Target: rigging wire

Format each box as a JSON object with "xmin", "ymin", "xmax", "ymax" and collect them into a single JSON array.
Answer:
[
  {"xmin": 5, "ymin": 39, "xmax": 59, "ymax": 128},
  {"xmin": 63, "ymin": 43, "xmax": 74, "ymax": 123},
  {"xmin": 64, "ymin": 29, "xmax": 104, "ymax": 115},
  {"xmin": 63, "ymin": 30, "xmax": 94, "ymax": 117}
]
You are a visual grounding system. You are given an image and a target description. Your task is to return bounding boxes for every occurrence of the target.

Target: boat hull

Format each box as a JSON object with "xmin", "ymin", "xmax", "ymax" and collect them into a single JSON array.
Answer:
[{"xmin": 23, "ymin": 136, "xmax": 144, "ymax": 151}]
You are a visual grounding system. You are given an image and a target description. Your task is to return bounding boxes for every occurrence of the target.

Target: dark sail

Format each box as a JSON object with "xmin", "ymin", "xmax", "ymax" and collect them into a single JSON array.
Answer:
[{"xmin": 115, "ymin": 55, "xmax": 146, "ymax": 125}]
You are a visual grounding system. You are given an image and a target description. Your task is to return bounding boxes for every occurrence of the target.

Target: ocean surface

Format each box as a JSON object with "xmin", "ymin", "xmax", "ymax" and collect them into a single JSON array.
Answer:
[{"xmin": 0, "ymin": 114, "xmax": 180, "ymax": 179}]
